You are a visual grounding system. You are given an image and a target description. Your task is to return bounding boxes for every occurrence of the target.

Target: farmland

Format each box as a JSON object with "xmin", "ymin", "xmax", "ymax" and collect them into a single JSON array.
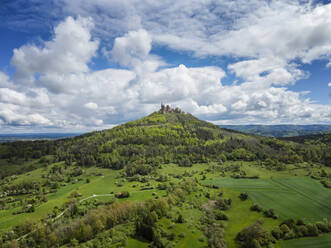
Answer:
[
  {"xmin": 280, "ymin": 233, "xmax": 331, "ymax": 248},
  {"xmin": 204, "ymin": 177, "xmax": 331, "ymax": 221}
]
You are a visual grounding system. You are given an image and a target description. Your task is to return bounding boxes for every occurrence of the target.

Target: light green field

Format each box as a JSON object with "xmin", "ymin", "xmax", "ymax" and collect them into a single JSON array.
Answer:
[
  {"xmin": 205, "ymin": 177, "xmax": 331, "ymax": 222},
  {"xmin": 280, "ymin": 233, "xmax": 331, "ymax": 248},
  {"xmin": 221, "ymin": 188, "xmax": 280, "ymax": 247}
]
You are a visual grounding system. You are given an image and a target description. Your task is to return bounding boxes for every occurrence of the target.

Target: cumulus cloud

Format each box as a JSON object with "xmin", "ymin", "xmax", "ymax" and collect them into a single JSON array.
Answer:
[
  {"xmin": 111, "ymin": 29, "xmax": 151, "ymax": 67},
  {"xmin": 0, "ymin": 72, "xmax": 15, "ymax": 89},
  {"xmin": 108, "ymin": 28, "xmax": 166, "ymax": 77},
  {"xmin": 11, "ymin": 16, "xmax": 99, "ymax": 90},
  {"xmin": 60, "ymin": 1, "xmax": 331, "ymax": 63},
  {"xmin": 0, "ymin": 103, "xmax": 52, "ymax": 126},
  {"xmin": 228, "ymin": 58, "xmax": 307, "ymax": 87}
]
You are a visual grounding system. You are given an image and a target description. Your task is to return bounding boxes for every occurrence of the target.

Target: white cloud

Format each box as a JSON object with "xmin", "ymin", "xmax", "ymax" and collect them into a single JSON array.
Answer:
[
  {"xmin": 111, "ymin": 29, "xmax": 151, "ymax": 67},
  {"xmin": 136, "ymin": 64, "xmax": 225, "ymax": 104},
  {"xmin": 60, "ymin": 1, "xmax": 331, "ymax": 63},
  {"xmin": 0, "ymin": 88, "xmax": 27, "ymax": 105},
  {"xmin": 227, "ymin": 58, "xmax": 307, "ymax": 86},
  {"xmin": 0, "ymin": 103, "xmax": 52, "ymax": 126},
  {"xmin": 0, "ymin": 72, "xmax": 15, "ymax": 89},
  {"xmin": 11, "ymin": 16, "xmax": 99, "ymax": 89},
  {"xmin": 84, "ymin": 102, "xmax": 98, "ymax": 110},
  {"xmin": 328, "ymin": 82, "xmax": 331, "ymax": 87}
]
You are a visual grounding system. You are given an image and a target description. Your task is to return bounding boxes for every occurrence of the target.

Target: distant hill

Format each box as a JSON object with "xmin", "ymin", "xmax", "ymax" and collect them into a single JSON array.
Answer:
[
  {"xmin": 281, "ymin": 132, "xmax": 331, "ymax": 145},
  {"xmin": 0, "ymin": 133, "xmax": 81, "ymax": 142},
  {"xmin": 218, "ymin": 125, "xmax": 331, "ymax": 137}
]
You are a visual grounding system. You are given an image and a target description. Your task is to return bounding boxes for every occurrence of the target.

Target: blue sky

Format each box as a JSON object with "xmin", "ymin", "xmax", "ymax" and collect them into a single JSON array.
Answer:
[{"xmin": 0, "ymin": 0, "xmax": 330, "ymax": 133}]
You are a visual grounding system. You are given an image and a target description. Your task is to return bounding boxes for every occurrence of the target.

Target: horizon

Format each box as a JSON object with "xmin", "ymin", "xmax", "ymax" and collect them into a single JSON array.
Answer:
[{"xmin": 0, "ymin": 1, "xmax": 331, "ymax": 132}]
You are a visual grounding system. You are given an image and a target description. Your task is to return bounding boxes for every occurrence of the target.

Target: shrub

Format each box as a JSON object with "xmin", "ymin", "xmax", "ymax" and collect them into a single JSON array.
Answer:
[
  {"xmin": 306, "ymin": 223, "xmax": 319, "ymax": 236},
  {"xmin": 177, "ymin": 214, "xmax": 184, "ymax": 223},
  {"xmin": 296, "ymin": 219, "xmax": 305, "ymax": 226},
  {"xmin": 250, "ymin": 204, "xmax": 262, "ymax": 212},
  {"xmin": 264, "ymin": 209, "xmax": 276, "ymax": 218},
  {"xmin": 271, "ymin": 226, "xmax": 283, "ymax": 240},
  {"xmin": 239, "ymin": 192, "xmax": 248, "ymax": 201},
  {"xmin": 236, "ymin": 221, "xmax": 273, "ymax": 248},
  {"xmin": 214, "ymin": 211, "xmax": 228, "ymax": 221},
  {"xmin": 115, "ymin": 191, "xmax": 130, "ymax": 198}
]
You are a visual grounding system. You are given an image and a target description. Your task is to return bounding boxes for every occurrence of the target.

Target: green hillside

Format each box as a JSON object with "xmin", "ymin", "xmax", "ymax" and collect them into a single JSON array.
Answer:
[{"xmin": 0, "ymin": 107, "xmax": 330, "ymax": 248}]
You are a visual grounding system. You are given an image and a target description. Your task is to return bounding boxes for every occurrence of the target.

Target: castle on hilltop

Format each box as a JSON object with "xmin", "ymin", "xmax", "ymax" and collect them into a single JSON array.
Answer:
[{"xmin": 160, "ymin": 103, "xmax": 184, "ymax": 114}]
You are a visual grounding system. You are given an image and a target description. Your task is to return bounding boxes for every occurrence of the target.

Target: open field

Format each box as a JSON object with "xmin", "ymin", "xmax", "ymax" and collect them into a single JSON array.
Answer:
[
  {"xmin": 221, "ymin": 188, "xmax": 280, "ymax": 247},
  {"xmin": 205, "ymin": 177, "xmax": 331, "ymax": 222},
  {"xmin": 280, "ymin": 233, "xmax": 331, "ymax": 248}
]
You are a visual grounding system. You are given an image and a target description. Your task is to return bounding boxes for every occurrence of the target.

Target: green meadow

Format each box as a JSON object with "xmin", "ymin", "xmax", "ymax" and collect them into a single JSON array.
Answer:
[
  {"xmin": 280, "ymin": 233, "xmax": 331, "ymax": 248},
  {"xmin": 205, "ymin": 177, "xmax": 331, "ymax": 221}
]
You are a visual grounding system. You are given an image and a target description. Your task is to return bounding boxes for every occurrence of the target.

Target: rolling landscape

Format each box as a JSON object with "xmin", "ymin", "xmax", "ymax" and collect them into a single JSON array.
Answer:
[
  {"xmin": 1, "ymin": 1, "xmax": 331, "ymax": 248},
  {"xmin": 0, "ymin": 107, "xmax": 330, "ymax": 248}
]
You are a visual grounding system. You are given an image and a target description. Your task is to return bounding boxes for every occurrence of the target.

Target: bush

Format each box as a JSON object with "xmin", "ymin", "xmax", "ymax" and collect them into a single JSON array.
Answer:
[
  {"xmin": 239, "ymin": 192, "xmax": 248, "ymax": 201},
  {"xmin": 177, "ymin": 214, "xmax": 184, "ymax": 223},
  {"xmin": 215, "ymin": 198, "xmax": 232, "ymax": 210},
  {"xmin": 236, "ymin": 221, "xmax": 273, "ymax": 248},
  {"xmin": 250, "ymin": 204, "xmax": 262, "ymax": 212},
  {"xmin": 271, "ymin": 226, "xmax": 283, "ymax": 240},
  {"xmin": 264, "ymin": 209, "xmax": 276, "ymax": 218},
  {"xmin": 306, "ymin": 223, "xmax": 319, "ymax": 236},
  {"xmin": 115, "ymin": 191, "xmax": 130, "ymax": 198},
  {"xmin": 214, "ymin": 211, "xmax": 228, "ymax": 221}
]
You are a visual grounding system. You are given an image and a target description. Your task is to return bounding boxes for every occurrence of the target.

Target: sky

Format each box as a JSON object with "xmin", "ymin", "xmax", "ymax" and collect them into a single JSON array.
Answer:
[{"xmin": 0, "ymin": 0, "xmax": 331, "ymax": 133}]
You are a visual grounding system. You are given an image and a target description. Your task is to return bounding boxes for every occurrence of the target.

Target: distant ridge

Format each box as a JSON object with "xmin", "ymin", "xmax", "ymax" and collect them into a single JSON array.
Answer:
[
  {"xmin": 218, "ymin": 124, "xmax": 331, "ymax": 137},
  {"xmin": 0, "ymin": 133, "xmax": 81, "ymax": 142}
]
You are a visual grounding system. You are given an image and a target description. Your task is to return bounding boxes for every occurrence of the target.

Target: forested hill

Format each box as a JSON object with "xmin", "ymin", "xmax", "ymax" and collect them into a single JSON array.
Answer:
[
  {"xmin": 0, "ymin": 107, "xmax": 330, "ymax": 178},
  {"xmin": 281, "ymin": 133, "xmax": 331, "ymax": 145}
]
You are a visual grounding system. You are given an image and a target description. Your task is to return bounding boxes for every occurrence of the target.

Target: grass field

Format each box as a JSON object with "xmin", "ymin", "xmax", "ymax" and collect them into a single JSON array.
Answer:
[
  {"xmin": 205, "ymin": 177, "xmax": 331, "ymax": 222},
  {"xmin": 221, "ymin": 188, "xmax": 280, "ymax": 247},
  {"xmin": 280, "ymin": 233, "xmax": 331, "ymax": 248}
]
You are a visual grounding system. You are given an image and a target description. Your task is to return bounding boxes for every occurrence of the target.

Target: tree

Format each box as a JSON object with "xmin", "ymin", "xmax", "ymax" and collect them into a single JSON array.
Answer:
[
  {"xmin": 236, "ymin": 221, "xmax": 273, "ymax": 248},
  {"xmin": 177, "ymin": 214, "xmax": 184, "ymax": 223}
]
